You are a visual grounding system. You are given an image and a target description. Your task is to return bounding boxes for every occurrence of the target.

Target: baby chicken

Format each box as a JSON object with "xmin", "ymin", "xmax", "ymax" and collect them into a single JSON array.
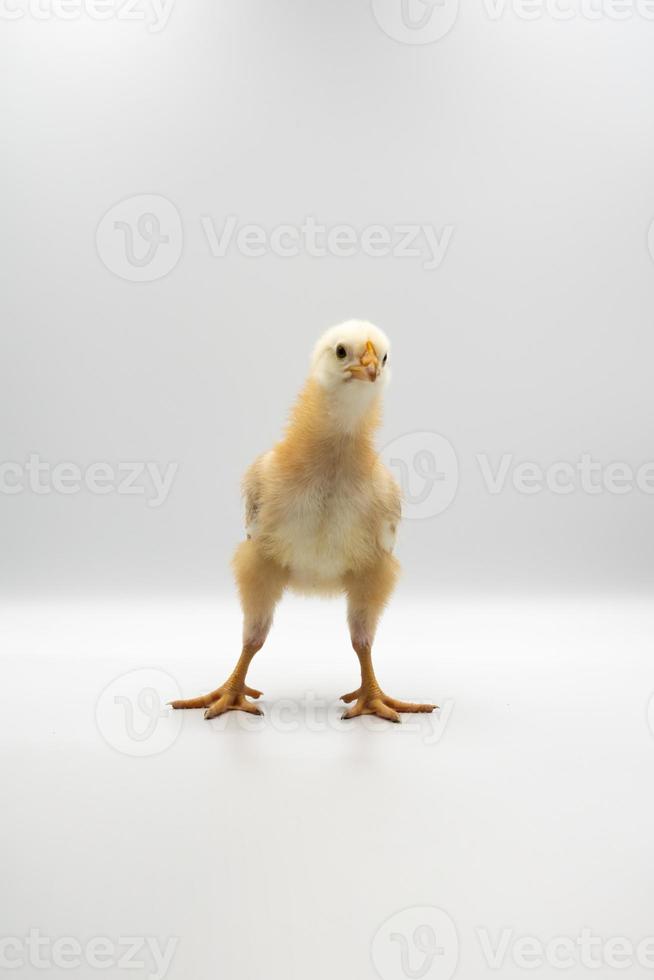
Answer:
[{"xmin": 172, "ymin": 320, "xmax": 435, "ymax": 723}]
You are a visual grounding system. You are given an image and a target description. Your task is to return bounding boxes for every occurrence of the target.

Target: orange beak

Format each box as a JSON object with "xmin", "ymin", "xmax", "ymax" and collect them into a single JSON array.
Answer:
[{"xmin": 348, "ymin": 341, "xmax": 380, "ymax": 382}]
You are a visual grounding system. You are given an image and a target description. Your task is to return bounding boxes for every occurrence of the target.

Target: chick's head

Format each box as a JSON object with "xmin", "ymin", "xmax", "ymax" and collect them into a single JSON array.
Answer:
[{"xmin": 310, "ymin": 321, "xmax": 391, "ymax": 396}]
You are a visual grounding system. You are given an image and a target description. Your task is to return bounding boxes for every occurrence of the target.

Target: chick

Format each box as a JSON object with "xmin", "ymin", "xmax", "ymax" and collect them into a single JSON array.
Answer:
[{"xmin": 172, "ymin": 320, "xmax": 435, "ymax": 723}]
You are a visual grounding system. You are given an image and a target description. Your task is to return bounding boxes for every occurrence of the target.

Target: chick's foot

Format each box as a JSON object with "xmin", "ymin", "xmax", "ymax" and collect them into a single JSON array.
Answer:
[
  {"xmin": 340, "ymin": 686, "xmax": 436, "ymax": 723},
  {"xmin": 170, "ymin": 683, "xmax": 263, "ymax": 719}
]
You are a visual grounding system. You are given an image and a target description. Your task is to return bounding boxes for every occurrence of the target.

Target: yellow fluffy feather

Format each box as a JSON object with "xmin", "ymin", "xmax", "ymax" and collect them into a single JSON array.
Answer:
[{"xmin": 172, "ymin": 320, "xmax": 435, "ymax": 723}]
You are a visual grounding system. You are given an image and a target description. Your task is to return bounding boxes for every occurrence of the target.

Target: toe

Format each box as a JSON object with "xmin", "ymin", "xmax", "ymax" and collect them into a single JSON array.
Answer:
[
  {"xmin": 244, "ymin": 686, "xmax": 263, "ymax": 699},
  {"xmin": 342, "ymin": 699, "xmax": 401, "ymax": 723},
  {"xmin": 170, "ymin": 695, "xmax": 211, "ymax": 710},
  {"xmin": 204, "ymin": 698, "xmax": 227, "ymax": 719},
  {"xmin": 240, "ymin": 700, "xmax": 264, "ymax": 715},
  {"xmin": 371, "ymin": 699, "xmax": 401, "ymax": 723},
  {"xmin": 340, "ymin": 689, "xmax": 360, "ymax": 704},
  {"xmin": 204, "ymin": 695, "xmax": 264, "ymax": 719},
  {"xmin": 387, "ymin": 699, "xmax": 437, "ymax": 713}
]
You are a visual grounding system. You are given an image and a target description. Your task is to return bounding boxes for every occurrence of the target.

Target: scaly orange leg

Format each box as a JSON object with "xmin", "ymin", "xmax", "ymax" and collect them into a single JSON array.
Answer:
[
  {"xmin": 340, "ymin": 641, "xmax": 436, "ymax": 723},
  {"xmin": 170, "ymin": 646, "xmax": 264, "ymax": 719},
  {"xmin": 341, "ymin": 557, "xmax": 436, "ymax": 723},
  {"xmin": 170, "ymin": 540, "xmax": 287, "ymax": 719}
]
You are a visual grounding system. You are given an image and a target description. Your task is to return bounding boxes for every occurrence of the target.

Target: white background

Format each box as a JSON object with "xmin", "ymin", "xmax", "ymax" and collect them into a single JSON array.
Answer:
[
  {"xmin": 4, "ymin": 0, "xmax": 654, "ymax": 596},
  {"xmin": 2, "ymin": 2, "xmax": 654, "ymax": 979}
]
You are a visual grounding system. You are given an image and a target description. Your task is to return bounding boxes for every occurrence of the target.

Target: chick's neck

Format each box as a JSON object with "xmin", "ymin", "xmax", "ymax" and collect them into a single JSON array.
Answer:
[{"xmin": 285, "ymin": 377, "xmax": 382, "ymax": 458}]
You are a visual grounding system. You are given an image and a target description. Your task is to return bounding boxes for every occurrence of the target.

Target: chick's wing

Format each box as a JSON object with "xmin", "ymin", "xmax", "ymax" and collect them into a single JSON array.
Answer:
[{"xmin": 373, "ymin": 460, "xmax": 402, "ymax": 554}]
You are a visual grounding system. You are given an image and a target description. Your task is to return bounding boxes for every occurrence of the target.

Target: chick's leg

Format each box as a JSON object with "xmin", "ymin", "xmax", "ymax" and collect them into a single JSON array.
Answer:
[
  {"xmin": 171, "ymin": 541, "xmax": 287, "ymax": 719},
  {"xmin": 341, "ymin": 555, "xmax": 436, "ymax": 723}
]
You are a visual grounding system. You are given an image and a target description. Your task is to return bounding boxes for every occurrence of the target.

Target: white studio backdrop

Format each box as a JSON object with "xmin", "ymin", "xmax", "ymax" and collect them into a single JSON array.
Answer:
[{"xmin": 3, "ymin": 0, "xmax": 654, "ymax": 598}]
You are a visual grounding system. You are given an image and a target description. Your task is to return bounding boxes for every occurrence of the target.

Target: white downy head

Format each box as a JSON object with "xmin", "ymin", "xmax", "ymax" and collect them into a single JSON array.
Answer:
[{"xmin": 310, "ymin": 320, "xmax": 391, "ymax": 430}]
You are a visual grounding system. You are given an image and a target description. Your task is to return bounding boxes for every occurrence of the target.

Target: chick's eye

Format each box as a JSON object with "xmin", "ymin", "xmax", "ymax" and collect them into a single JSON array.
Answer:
[
  {"xmin": 336, "ymin": 344, "xmax": 347, "ymax": 359},
  {"xmin": 383, "ymin": 353, "xmax": 388, "ymax": 365}
]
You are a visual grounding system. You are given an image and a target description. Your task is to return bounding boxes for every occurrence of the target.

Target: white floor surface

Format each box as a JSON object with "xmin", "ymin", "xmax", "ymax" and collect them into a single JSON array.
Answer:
[{"xmin": 2, "ymin": 595, "xmax": 654, "ymax": 980}]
